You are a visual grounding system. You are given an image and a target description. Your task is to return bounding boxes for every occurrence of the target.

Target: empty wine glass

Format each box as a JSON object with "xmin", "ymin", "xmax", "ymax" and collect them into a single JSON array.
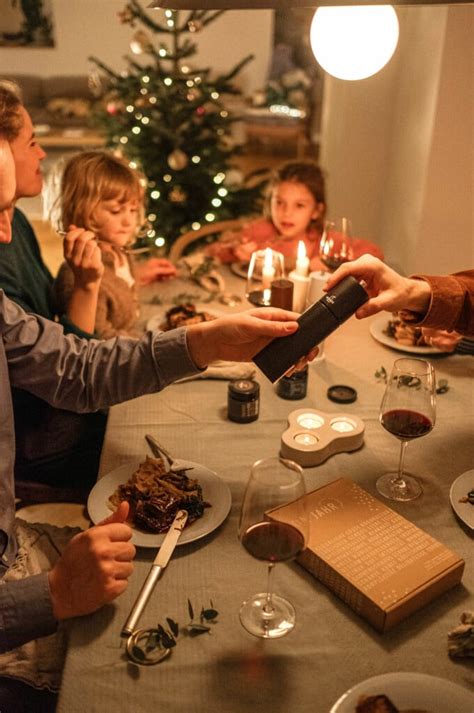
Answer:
[
  {"xmin": 246, "ymin": 248, "xmax": 285, "ymax": 306},
  {"xmin": 238, "ymin": 456, "xmax": 308, "ymax": 639},
  {"xmin": 378, "ymin": 357, "xmax": 436, "ymax": 501},
  {"xmin": 319, "ymin": 218, "xmax": 352, "ymax": 271}
]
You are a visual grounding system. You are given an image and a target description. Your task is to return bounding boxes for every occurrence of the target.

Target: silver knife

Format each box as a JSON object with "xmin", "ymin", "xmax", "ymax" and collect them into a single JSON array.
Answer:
[{"xmin": 121, "ymin": 509, "xmax": 188, "ymax": 638}]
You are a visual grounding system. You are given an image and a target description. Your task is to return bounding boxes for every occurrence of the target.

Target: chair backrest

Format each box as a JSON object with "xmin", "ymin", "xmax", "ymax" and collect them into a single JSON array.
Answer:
[{"xmin": 168, "ymin": 219, "xmax": 247, "ymax": 263}]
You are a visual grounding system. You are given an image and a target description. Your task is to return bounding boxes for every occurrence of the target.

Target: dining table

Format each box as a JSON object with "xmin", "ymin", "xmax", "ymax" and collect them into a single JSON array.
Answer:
[{"xmin": 57, "ymin": 266, "xmax": 474, "ymax": 712}]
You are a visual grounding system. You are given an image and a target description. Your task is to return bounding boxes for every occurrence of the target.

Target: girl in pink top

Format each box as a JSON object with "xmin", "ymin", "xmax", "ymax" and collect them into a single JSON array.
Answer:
[{"xmin": 208, "ymin": 160, "xmax": 383, "ymax": 271}]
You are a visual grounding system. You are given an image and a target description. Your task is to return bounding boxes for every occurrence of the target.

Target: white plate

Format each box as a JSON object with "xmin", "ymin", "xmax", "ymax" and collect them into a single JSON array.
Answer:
[
  {"xmin": 369, "ymin": 314, "xmax": 442, "ymax": 354},
  {"xmin": 146, "ymin": 304, "xmax": 223, "ymax": 332},
  {"xmin": 450, "ymin": 469, "xmax": 474, "ymax": 531},
  {"xmin": 87, "ymin": 459, "xmax": 232, "ymax": 548},
  {"xmin": 330, "ymin": 672, "xmax": 473, "ymax": 713}
]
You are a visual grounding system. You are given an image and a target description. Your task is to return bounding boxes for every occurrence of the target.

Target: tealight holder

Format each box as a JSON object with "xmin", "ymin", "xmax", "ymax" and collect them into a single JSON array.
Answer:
[
  {"xmin": 246, "ymin": 249, "xmax": 285, "ymax": 307},
  {"xmin": 280, "ymin": 408, "xmax": 365, "ymax": 467}
]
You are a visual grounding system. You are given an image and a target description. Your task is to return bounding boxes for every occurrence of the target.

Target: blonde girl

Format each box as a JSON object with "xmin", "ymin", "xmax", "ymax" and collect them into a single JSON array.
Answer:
[{"xmin": 54, "ymin": 151, "xmax": 175, "ymax": 338}]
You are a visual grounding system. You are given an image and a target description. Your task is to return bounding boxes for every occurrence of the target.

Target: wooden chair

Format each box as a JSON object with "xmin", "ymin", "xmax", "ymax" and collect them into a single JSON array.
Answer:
[{"xmin": 168, "ymin": 219, "xmax": 247, "ymax": 263}]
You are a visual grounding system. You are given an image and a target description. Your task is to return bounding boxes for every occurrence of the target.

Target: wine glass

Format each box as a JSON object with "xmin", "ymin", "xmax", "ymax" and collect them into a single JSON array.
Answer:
[
  {"xmin": 238, "ymin": 456, "xmax": 308, "ymax": 639},
  {"xmin": 319, "ymin": 218, "xmax": 352, "ymax": 271},
  {"xmin": 377, "ymin": 357, "xmax": 436, "ymax": 501},
  {"xmin": 246, "ymin": 248, "xmax": 285, "ymax": 306}
]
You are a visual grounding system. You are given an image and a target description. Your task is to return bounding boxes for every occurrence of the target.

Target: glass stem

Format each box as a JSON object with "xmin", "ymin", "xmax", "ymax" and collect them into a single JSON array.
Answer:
[
  {"xmin": 394, "ymin": 440, "xmax": 408, "ymax": 487},
  {"xmin": 263, "ymin": 563, "xmax": 275, "ymax": 615}
]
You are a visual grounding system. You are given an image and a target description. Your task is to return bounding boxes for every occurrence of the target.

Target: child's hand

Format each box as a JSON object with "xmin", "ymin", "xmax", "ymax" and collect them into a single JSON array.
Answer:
[
  {"xmin": 135, "ymin": 257, "xmax": 177, "ymax": 285},
  {"xmin": 63, "ymin": 226, "xmax": 104, "ymax": 289}
]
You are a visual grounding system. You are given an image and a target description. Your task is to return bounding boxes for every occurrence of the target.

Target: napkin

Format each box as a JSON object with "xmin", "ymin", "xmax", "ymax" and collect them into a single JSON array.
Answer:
[
  {"xmin": 448, "ymin": 611, "xmax": 474, "ymax": 658},
  {"xmin": 179, "ymin": 360, "xmax": 256, "ymax": 382}
]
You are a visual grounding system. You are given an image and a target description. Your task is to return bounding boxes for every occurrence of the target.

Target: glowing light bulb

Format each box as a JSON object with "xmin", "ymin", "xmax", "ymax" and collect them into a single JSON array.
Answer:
[
  {"xmin": 164, "ymin": 78, "xmax": 173, "ymax": 86},
  {"xmin": 119, "ymin": 136, "xmax": 128, "ymax": 144},
  {"xmin": 150, "ymin": 190, "xmax": 160, "ymax": 199},
  {"xmin": 205, "ymin": 213, "xmax": 216, "ymax": 222},
  {"xmin": 132, "ymin": 126, "xmax": 141, "ymax": 135},
  {"xmin": 159, "ymin": 49, "xmax": 167, "ymax": 57},
  {"xmin": 155, "ymin": 237, "xmax": 165, "ymax": 247},
  {"xmin": 212, "ymin": 198, "xmax": 222, "ymax": 207},
  {"xmin": 148, "ymin": 213, "xmax": 157, "ymax": 221},
  {"xmin": 217, "ymin": 187, "xmax": 228, "ymax": 197},
  {"xmin": 192, "ymin": 222, "xmax": 201, "ymax": 230},
  {"xmin": 310, "ymin": 6, "xmax": 399, "ymax": 81},
  {"xmin": 126, "ymin": 105, "xmax": 134, "ymax": 113},
  {"xmin": 142, "ymin": 75, "xmax": 150, "ymax": 84},
  {"xmin": 191, "ymin": 156, "xmax": 201, "ymax": 164}
]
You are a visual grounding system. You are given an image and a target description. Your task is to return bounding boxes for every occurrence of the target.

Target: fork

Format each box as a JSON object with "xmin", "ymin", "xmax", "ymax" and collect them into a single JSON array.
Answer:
[
  {"xmin": 57, "ymin": 230, "xmax": 150, "ymax": 254},
  {"xmin": 145, "ymin": 434, "xmax": 192, "ymax": 473}
]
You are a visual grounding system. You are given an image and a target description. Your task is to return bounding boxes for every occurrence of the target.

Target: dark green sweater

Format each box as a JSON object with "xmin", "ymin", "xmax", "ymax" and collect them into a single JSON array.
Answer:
[{"xmin": 0, "ymin": 208, "xmax": 92, "ymax": 338}]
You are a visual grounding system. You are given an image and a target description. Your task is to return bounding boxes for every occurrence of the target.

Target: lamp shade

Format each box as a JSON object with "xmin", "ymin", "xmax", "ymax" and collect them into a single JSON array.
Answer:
[{"xmin": 310, "ymin": 6, "xmax": 399, "ymax": 80}]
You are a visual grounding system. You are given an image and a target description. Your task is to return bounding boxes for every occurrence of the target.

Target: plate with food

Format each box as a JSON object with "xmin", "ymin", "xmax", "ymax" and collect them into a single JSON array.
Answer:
[
  {"xmin": 146, "ymin": 302, "xmax": 223, "ymax": 333},
  {"xmin": 87, "ymin": 456, "xmax": 232, "ymax": 547},
  {"xmin": 230, "ymin": 261, "xmax": 250, "ymax": 280},
  {"xmin": 330, "ymin": 672, "xmax": 473, "ymax": 713},
  {"xmin": 369, "ymin": 314, "xmax": 442, "ymax": 354},
  {"xmin": 449, "ymin": 468, "xmax": 474, "ymax": 531}
]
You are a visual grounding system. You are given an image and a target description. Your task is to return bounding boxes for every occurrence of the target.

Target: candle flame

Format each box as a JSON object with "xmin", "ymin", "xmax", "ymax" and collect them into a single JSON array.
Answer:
[{"xmin": 297, "ymin": 240, "xmax": 307, "ymax": 260}]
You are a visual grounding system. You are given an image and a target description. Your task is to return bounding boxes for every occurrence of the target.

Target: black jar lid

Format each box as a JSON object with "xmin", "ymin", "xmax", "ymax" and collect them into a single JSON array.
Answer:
[
  {"xmin": 327, "ymin": 384, "xmax": 357, "ymax": 404},
  {"xmin": 228, "ymin": 379, "xmax": 260, "ymax": 401}
]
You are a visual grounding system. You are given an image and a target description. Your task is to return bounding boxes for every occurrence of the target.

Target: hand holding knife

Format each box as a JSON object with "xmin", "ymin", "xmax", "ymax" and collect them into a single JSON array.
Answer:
[{"xmin": 121, "ymin": 509, "xmax": 188, "ymax": 639}]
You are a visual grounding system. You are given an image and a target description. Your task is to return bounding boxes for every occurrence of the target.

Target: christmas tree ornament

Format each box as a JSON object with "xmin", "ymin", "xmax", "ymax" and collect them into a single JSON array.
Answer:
[
  {"xmin": 130, "ymin": 30, "xmax": 151, "ymax": 55},
  {"xmin": 167, "ymin": 149, "xmax": 188, "ymax": 171},
  {"xmin": 169, "ymin": 187, "xmax": 187, "ymax": 203},
  {"xmin": 187, "ymin": 19, "xmax": 202, "ymax": 33}
]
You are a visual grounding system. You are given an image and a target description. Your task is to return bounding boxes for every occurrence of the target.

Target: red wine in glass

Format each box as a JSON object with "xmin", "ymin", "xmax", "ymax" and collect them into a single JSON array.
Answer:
[
  {"xmin": 377, "ymin": 358, "xmax": 436, "ymax": 502},
  {"xmin": 238, "ymin": 456, "xmax": 308, "ymax": 639},
  {"xmin": 242, "ymin": 521, "xmax": 306, "ymax": 563},
  {"xmin": 381, "ymin": 409, "xmax": 433, "ymax": 440}
]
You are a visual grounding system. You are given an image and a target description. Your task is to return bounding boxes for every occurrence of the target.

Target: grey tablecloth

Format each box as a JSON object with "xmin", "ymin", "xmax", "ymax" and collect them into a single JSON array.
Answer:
[{"xmin": 57, "ymin": 270, "xmax": 474, "ymax": 712}]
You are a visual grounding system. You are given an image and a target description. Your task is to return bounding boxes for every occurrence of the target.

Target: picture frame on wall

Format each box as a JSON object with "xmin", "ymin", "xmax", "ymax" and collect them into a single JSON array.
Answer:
[{"xmin": 0, "ymin": 0, "xmax": 55, "ymax": 47}]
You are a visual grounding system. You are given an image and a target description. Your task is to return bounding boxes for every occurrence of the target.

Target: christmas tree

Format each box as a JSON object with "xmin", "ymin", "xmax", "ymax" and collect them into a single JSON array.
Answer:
[{"xmin": 90, "ymin": 0, "xmax": 263, "ymax": 253}]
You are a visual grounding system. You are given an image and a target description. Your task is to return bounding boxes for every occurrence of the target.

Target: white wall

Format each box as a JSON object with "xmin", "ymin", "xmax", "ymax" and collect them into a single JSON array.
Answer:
[
  {"xmin": 0, "ymin": 1, "xmax": 273, "ymax": 95},
  {"xmin": 320, "ymin": 6, "xmax": 473, "ymax": 275}
]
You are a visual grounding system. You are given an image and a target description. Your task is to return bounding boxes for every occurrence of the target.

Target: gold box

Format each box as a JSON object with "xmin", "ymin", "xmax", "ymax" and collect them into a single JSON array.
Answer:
[{"xmin": 268, "ymin": 478, "xmax": 465, "ymax": 632}]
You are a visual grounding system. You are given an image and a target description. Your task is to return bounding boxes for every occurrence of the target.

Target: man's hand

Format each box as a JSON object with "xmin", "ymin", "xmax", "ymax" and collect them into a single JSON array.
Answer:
[
  {"xmin": 63, "ymin": 226, "xmax": 104, "ymax": 290},
  {"xmin": 325, "ymin": 255, "xmax": 432, "ymax": 319},
  {"xmin": 186, "ymin": 308, "xmax": 299, "ymax": 368},
  {"xmin": 422, "ymin": 327, "xmax": 461, "ymax": 352},
  {"xmin": 48, "ymin": 501, "xmax": 135, "ymax": 621}
]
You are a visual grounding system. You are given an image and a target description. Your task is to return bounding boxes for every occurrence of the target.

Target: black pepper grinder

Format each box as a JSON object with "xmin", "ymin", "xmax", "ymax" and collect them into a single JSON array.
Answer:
[{"xmin": 270, "ymin": 279, "xmax": 308, "ymax": 400}]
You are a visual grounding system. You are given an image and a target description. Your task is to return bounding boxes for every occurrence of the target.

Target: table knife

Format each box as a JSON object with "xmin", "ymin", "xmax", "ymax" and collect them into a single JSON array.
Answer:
[{"xmin": 121, "ymin": 509, "xmax": 188, "ymax": 638}]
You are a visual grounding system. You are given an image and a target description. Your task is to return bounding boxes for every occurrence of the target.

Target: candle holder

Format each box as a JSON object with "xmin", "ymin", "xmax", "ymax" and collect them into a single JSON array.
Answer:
[
  {"xmin": 280, "ymin": 408, "xmax": 365, "ymax": 467},
  {"xmin": 246, "ymin": 249, "xmax": 284, "ymax": 307}
]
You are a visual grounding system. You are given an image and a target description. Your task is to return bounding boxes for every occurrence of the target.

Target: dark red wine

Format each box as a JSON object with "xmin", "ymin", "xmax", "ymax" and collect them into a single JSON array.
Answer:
[
  {"xmin": 381, "ymin": 409, "xmax": 433, "ymax": 440},
  {"xmin": 241, "ymin": 521, "xmax": 305, "ymax": 562}
]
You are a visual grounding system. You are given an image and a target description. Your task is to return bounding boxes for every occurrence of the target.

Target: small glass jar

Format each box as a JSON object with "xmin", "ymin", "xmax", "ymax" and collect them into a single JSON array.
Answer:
[
  {"xmin": 228, "ymin": 379, "xmax": 260, "ymax": 423},
  {"xmin": 276, "ymin": 366, "xmax": 308, "ymax": 400}
]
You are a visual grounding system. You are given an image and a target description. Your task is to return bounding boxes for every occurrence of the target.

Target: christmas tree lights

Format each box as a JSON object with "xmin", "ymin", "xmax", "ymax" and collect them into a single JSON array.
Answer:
[{"xmin": 90, "ymin": 0, "xmax": 263, "ymax": 252}]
